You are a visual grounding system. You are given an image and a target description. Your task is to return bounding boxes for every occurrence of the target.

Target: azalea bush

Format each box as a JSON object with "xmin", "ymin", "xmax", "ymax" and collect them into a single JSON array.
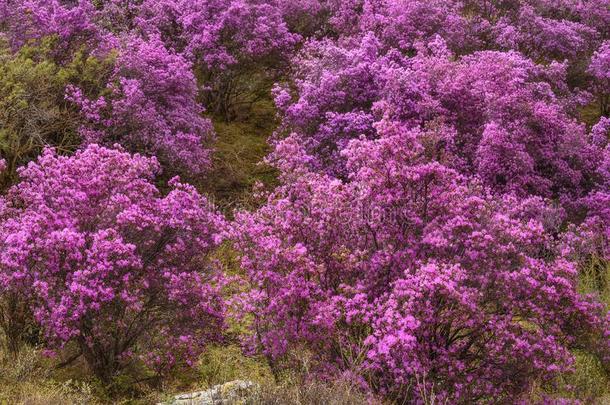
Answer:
[
  {"xmin": 325, "ymin": 0, "xmax": 608, "ymax": 62},
  {"xmin": 589, "ymin": 41, "xmax": 610, "ymax": 117},
  {"xmin": 273, "ymin": 35, "xmax": 602, "ymax": 198},
  {"xmin": 232, "ymin": 119, "xmax": 608, "ymax": 402},
  {"xmin": 0, "ymin": 0, "xmax": 116, "ymax": 60},
  {"xmin": 67, "ymin": 35, "xmax": 215, "ymax": 176},
  {"xmin": 271, "ymin": 33, "xmax": 387, "ymax": 177},
  {"xmin": 134, "ymin": 0, "xmax": 301, "ymax": 120},
  {"xmin": 0, "ymin": 145, "xmax": 225, "ymax": 382}
]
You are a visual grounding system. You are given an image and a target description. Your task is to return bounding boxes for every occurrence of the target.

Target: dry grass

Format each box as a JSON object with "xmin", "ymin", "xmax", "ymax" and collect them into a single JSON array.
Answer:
[
  {"xmin": 0, "ymin": 346, "xmax": 98, "ymax": 405},
  {"xmin": 199, "ymin": 98, "xmax": 279, "ymax": 215},
  {"xmin": 198, "ymin": 345, "xmax": 274, "ymax": 389},
  {"xmin": 249, "ymin": 380, "xmax": 377, "ymax": 405}
]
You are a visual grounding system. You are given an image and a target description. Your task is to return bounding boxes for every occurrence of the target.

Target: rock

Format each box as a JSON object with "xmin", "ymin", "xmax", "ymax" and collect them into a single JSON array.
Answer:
[{"xmin": 160, "ymin": 380, "xmax": 258, "ymax": 405}]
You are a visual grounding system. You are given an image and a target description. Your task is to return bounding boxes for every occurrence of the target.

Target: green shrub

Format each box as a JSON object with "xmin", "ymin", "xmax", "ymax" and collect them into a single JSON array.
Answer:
[{"xmin": 0, "ymin": 36, "xmax": 112, "ymax": 190}]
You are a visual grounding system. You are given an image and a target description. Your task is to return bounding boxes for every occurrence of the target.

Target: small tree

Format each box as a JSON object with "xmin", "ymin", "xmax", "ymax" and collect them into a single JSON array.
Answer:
[
  {"xmin": 589, "ymin": 41, "xmax": 610, "ymax": 117},
  {"xmin": 135, "ymin": 0, "xmax": 300, "ymax": 121}
]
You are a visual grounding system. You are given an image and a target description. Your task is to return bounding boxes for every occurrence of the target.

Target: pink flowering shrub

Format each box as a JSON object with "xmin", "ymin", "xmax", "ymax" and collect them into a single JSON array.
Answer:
[
  {"xmin": 0, "ymin": 0, "xmax": 608, "ymax": 401},
  {"xmin": 0, "ymin": 145, "xmax": 224, "ymax": 382},
  {"xmin": 490, "ymin": 5, "xmax": 597, "ymax": 61},
  {"xmin": 134, "ymin": 0, "xmax": 300, "ymax": 119},
  {"xmin": 274, "ymin": 36, "xmax": 600, "ymax": 197},
  {"xmin": 357, "ymin": 0, "xmax": 472, "ymax": 53},
  {"xmin": 462, "ymin": 0, "xmax": 607, "ymax": 62},
  {"xmin": 0, "ymin": 0, "xmax": 116, "ymax": 60},
  {"xmin": 135, "ymin": 0, "xmax": 299, "ymax": 69},
  {"xmin": 323, "ymin": 0, "xmax": 607, "ymax": 61},
  {"xmin": 380, "ymin": 47, "xmax": 600, "ymax": 198},
  {"xmin": 271, "ymin": 33, "xmax": 389, "ymax": 176},
  {"xmin": 232, "ymin": 122, "xmax": 607, "ymax": 401},
  {"xmin": 564, "ymin": 136, "xmax": 610, "ymax": 264},
  {"xmin": 275, "ymin": 0, "xmax": 329, "ymax": 37},
  {"xmin": 0, "ymin": 1, "xmax": 216, "ymax": 177},
  {"xmin": 67, "ymin": 35, "xmax": 214, "ymax": 176},
  {"xmin": 589, "ymin": 41, "xmax": 610, "ymax": 117}
]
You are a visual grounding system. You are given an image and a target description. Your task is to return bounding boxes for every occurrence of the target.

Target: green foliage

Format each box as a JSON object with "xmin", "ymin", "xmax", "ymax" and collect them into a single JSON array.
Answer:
[
  {"xmin": 0, "ymin": 36, "xmax": 113, "ymax": 190},
  {"xmin": 561, "ymin": 351, "xmax": 609, "ymax": 402},
  {"xmin": 537, "ymin": 258, "xmax": 610, "ymax": 403},
  {"xmin": 580, "ymin": 100, "xmax": 606, "ymax": 127},
  {"xmin": 578, "ymin": 256, "xmax": 610, "ymax": 306},
  {"xmin": 532, "ymin": 349, "xmax": 609, "ymax": 404}
]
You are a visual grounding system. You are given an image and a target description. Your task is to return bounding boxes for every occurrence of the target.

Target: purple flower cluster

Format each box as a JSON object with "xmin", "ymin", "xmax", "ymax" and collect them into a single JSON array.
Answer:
[
  {"xmin": 233, "ymin": 120, "xmax": 607, "ymax": 401},
  {"xmin": 232, "ymin": 0, "xmax": 610, "ymax": 400},
  {"xmin": 66, "ymin": 35, "xmax": 215, "ymax": 175},
  {"xmin": 0, "ymin": 145, "xmax": 224, "ymax": 381}
]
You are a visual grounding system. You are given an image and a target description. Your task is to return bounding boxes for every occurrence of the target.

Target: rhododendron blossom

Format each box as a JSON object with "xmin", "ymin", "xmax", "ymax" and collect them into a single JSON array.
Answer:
[
  {"xmin": 271, "ymin": 33, "xmax": 388, "ymax": 176},
  {"xmin": 274, "ymin": 36, "xmax": 601, "ymax": 198},
  {"xmin": 589, "ymin": 41, "xmax": 610, "ymax": 116},
  {"xmin": 232, "ymin": 123, "xmax": 607, "ymax": 401},
  {"xmin": 67, "ymin": 35, "xmax": 214, "ymax": 175},
  {"xmin": 135, "ymin": 0, "xmax": 300, "ymax": 69},
  {"xmin": 0, "ymin": 145, "xmax": 225, "ymax": 382},
  {"xmin": 323, "ymin": 0, "xmax": 608, "ymax": 61},
  {"xmin": 0, "ymin": 0, "xmax": 116, "ymax": 59},
  {"xmin": 134, "ymin": 0, "xmax": 301, "ymax": 119}
]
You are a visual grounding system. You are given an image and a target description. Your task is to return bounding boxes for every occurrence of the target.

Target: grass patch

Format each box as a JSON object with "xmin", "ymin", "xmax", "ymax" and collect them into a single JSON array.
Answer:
[
  {"xmin": 200, "ymin": 98, "xmax": 279, "ymax": 215},
  {"xmin": 198, "ymin": 345, "xmax": 274, "ymax": 389}
]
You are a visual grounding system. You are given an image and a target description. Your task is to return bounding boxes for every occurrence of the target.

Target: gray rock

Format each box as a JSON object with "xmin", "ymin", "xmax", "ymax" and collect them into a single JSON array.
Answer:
[{"xmin": 160, "ymin": 380, "xmax": 258, "ymax": 405}]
